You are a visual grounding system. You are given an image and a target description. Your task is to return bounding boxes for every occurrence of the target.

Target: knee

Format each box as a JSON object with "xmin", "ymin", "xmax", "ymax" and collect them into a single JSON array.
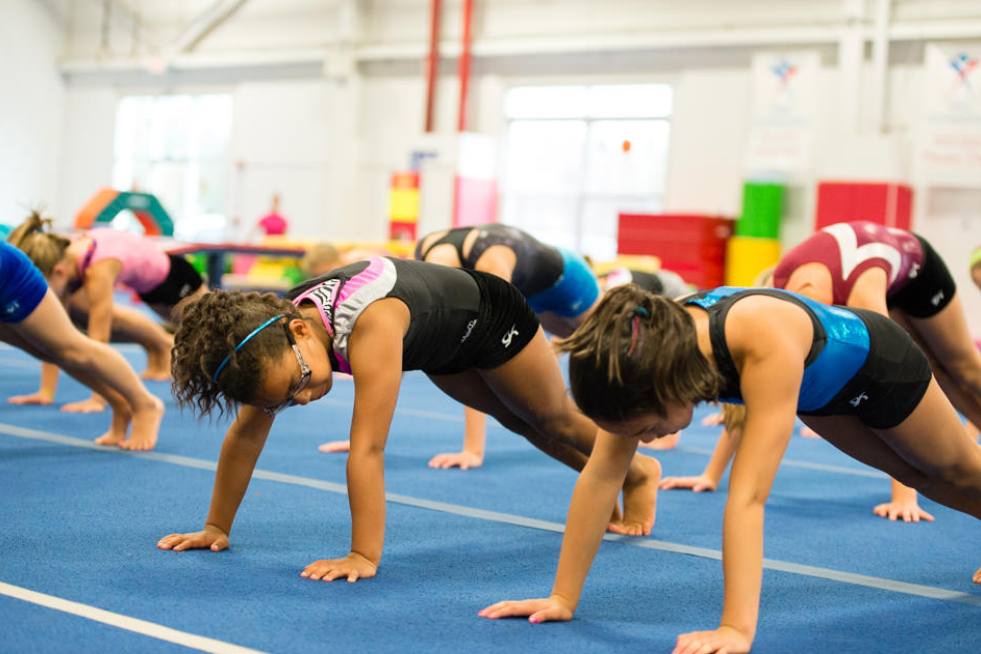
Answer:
[
  {"xmin": 58, "ymin": 340, "xmax": 98, "ymax": 370},
  {"xmin": 933, "ymin": 454, "xmax": 981, "ymax": 492},
  {"xmin": 533, "ymin": 405, "xmax": 591, "ymax": 442}
]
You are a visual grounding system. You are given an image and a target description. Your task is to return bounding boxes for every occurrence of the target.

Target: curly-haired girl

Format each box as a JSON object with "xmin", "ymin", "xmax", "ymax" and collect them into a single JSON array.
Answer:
[
  {"xmin": 157, "ymin": 256, "xmax": 660, "ymax": 582},
  {"xmin": 480, "ymin": 284, "xmax": 981, "ymax": 654}
]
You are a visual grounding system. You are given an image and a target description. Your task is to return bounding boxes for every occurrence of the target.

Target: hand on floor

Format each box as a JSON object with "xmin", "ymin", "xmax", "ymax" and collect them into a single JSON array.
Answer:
[
  {"xmin": 157, "ymin": 525, "xmax": 229, "ymax": 552},
  {"xmin": 659, "ymin": 474, "xmax": 717, "ymax": 493},
  {"xmin": 427, "ymin": 450, "xmax": 483, "ymax": 470},
  {"xmin": 673, "ymin": 626, "xmax": 752, "ymax": 654},
  {"xmin": 8, "ymin": 391, "xmax": 54, "ymax": 406},
  {"xmin": 318, "ymin": 440, "xmax": 350, "ymax": 453},
  {"xmin": 872, "ymin": 500, "xmax": 935, "ymax": 523},
  {"xmin": 301, "ymin": 552, "xmax": 377, "ymax": 583},
  {"xmin": 478, "ymin": 595, "xmax": 574, "ymax": 623}
]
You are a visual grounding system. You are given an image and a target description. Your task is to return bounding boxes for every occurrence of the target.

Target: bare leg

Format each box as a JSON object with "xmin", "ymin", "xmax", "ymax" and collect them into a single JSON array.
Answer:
[
  {"xmin": 896, "ymin": 299, "xmax": 981, "ymax": 427},
  {"xmin": 427, "ymin": 406, "xmax": 487, "ymax": 470},
  {"xmin": 14, "ymin": 291, "xmax": 163, "ymax": 449},
  {"xmin": 449, "ymin": 328, "xmax": 661, "ymax": 535},
  {"xmin": 803, "ymin": 379, "xmax": 981, "ymax": 519},
  {"xmin": 69, "ymin": 292, "xmax": 174, "ymax": 380},
  {"xmin": 1, "ymin": 323, "xmax": 133, "ymax": 446}
]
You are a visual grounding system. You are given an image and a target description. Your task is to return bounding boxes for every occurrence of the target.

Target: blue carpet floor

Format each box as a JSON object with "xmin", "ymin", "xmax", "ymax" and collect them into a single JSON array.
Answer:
[{"xmin": 0, "ymin": 343, "xmax": 978, "ymax": 653}]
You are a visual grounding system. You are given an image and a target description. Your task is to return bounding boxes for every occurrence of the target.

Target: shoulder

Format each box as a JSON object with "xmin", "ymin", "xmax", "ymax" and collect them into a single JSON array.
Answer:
[{"xmin": 724, "ymin": 294, "xmax": 813, "ymax": 364}]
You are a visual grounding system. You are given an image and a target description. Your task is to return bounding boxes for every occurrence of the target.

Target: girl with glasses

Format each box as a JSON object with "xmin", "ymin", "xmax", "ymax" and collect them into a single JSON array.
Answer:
[{"xmin": 158, "ymin": 256, "xmax": 661, "ymax": 582}]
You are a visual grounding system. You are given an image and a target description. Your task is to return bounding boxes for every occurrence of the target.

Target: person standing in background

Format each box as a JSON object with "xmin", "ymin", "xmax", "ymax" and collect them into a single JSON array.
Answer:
[{"xmin": 255, "ymin": 193, "xmax": 289, "ymax": 237}]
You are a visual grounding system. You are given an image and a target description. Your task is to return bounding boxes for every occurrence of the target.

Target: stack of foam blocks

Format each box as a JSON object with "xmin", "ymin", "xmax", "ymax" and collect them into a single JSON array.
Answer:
[
  {"xmin": 617, "ymin": 213, "xmax": 733, "ymax": 290},
  {"xmin": 725, "ymin": 181, "xmax": 783, "ymax": 286},
  {"xmin": 815, "ymin": 181, "xmax": 912, "ymax": 230}
]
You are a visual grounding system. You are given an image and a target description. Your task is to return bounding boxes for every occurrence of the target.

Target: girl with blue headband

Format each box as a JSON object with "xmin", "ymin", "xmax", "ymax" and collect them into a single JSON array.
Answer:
[
  {"xmin": 158, "ymin": 256, "xmax": 660, "ymax": 583},
  {"xmin": 320, "ymin": 224, "xmax": 597, "ymax": 472},
  {"xmin": 479, "ymin": 283, "xmax": 981, "ymax": 654},
  {"xmin": 0, "ymin": 241, "xmax": 163, "ymax": 449}
]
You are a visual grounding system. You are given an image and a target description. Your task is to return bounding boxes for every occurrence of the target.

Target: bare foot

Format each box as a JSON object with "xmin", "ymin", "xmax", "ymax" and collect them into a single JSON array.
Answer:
[
  {"xmin": 973, "ymin": 566, "xmax": 980, "ymax": 584},
  {"xmin": 318, "ymin": 440, "xmax": 351, "ymax": 454},
  {"xmin": 94, "ymin": 431, "xmax": 127, "ymax": 447},
  {"xmin": 141, "ymin": 367, "xmax": 171, "ymax": 381},
  {"xmin": 8, "ymin": 392, "xmax": 55, "ymax": 406},
  {"xmin": 610, "ymin": 454, "xmax": 661, "ymax": 536},
  {"xmin": 799, "ymin": 426, "xmax": 821, "ymax": 439},
  {"xmin": 120, "ymin": 397, "xmax": 164, "ymax": 451},
  {"xmin": 639, "ymin": 431, "xmax": 680, "ymax": 450},
  {"xmin": 62, "ymin": 397, "xmax": 107, "ymax": 413}
]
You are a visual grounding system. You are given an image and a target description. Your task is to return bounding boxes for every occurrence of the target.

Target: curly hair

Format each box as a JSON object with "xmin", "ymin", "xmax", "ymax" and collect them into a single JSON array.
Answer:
[
  {"xmin": 556, "ymin": 284, "xmax": 720, "ymax": 422},
  {"xmin": 172, "ymin": 290, "xmax": 302, "ymax": 418},
  {"xmin": 6, "ymin": 210, "xmax": 70, "ymax": 276}
]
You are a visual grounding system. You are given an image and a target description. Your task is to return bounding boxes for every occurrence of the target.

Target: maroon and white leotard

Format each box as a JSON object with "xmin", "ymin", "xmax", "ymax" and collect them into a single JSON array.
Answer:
[{"xmin": 773, "ymin": 221, "xmax": 924, "ymax": 305}]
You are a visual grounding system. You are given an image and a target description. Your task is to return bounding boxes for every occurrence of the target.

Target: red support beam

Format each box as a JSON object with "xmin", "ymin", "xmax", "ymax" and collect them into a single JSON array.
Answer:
[
  {"xmin": 456, "ymin": 0, "xmax": 474, "ymax": 132},
  {"xmin": 424, "ymin": 0, "xmax": 442, "ymax": 132}
]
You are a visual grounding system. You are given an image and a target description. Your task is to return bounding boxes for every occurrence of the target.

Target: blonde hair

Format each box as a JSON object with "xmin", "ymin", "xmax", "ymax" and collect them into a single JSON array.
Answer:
[
  {"xmin": 7, "ymin": 211, "xmax": 71, "ymax": 276},
  {"xmin": 301, "ymin": 243, "xmax": 341, "ymax": 278},
  {"xmin": 720, "ymin": 403, "xmax": 746, "ymax": 432}
]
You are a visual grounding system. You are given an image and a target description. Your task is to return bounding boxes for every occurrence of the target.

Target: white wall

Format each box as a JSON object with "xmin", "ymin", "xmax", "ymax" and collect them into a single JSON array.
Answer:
[
  {"xmin": 0, "ymin": 0, "xmax": 65, "ymax": 226},
  {"xmin": 57, "ymin": 88, "xmax": 116, "ymax": 226},
  {"xmin": 50, "ymin": 0, "xmax": 981, "ymax": 335}
]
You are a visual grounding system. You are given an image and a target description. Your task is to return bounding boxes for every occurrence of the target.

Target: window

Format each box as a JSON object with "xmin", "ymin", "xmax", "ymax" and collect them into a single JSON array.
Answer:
[
  {"xmin": 113, "ymin": 94, "xmax": 233, "ymax": 240},
  {"xmin": 502, "ymin": 84, "xmax": 672, "ymax": 260}
]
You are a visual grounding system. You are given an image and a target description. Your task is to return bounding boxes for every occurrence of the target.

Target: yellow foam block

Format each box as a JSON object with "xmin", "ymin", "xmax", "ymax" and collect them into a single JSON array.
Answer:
[
  {"xmin": 725, "ymin": 236, "xmax": 781, "ymax": 286},
  {"xmin": 591, "ymin": 255, "xmax": 662, "ymax": 276}
]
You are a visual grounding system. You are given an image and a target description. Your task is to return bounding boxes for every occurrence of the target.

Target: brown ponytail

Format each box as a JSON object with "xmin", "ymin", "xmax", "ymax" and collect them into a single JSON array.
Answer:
[
  {"xmin": 6, "ymin": 210, "xmax": 71, "ymax": 276},
  {"xmin": 556, "ymin": 285, "xmax": 720, "ymax": 422}
]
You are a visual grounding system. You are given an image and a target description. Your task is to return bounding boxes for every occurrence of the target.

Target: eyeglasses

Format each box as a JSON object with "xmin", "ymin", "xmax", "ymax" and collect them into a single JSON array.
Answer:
[{"xmin": 263, "ymin": 322, "xmax": 312, "ymax": 416}]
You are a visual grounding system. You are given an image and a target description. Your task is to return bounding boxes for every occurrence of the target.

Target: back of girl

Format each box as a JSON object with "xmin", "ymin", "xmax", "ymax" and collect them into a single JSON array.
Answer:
[
  {"xmin": 159, "ymin": 256, "xmax": 660, "ymax": 583},
  {"xmin": 773, "ymin": 220, "xmax": 981, "ymax": 518},
  {"xmin": 407, "ymin": 225, "xmax": 601, "ymax": 470},
  {"xmin": 480, "ymin": 283, "xmax": 981, "ymax": 653},
  {"xmin": 7, "ymin": 213, "xmax": 203, "ymax": 412}
]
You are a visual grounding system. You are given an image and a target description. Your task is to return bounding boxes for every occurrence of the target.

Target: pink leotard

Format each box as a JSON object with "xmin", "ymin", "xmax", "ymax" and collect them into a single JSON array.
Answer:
[
  {"xmin": 77, "ymin": 228, "xmax": 170, "ymax": 293},
  {"xmin": 773, "ymin": 221, "xmax": 924, "ymax": 305}
]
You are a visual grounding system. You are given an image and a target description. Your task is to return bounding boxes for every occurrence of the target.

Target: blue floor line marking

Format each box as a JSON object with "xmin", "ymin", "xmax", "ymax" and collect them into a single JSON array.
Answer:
[
  {"xmin": 2, "ymin": 421, "xmax": 977, "ymax": 608},
  {"xmin": 0, "ymin": 581, "xmax": 267, "ymax": 654}
]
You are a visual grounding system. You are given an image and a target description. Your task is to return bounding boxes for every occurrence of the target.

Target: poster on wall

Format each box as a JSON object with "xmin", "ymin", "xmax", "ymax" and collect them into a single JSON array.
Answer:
[
  {"xmin": 915, "ymin": 44, "xmax": 981, "ymax": 188},
  {"xmin": 744, "ymin": 50, "xmax": 820, "ymax": 180}
]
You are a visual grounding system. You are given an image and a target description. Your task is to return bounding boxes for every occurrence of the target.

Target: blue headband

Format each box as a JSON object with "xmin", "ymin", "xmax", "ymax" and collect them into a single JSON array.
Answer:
[{"xmin": 211, "ymin": 314, "xmax": 284, "ymax": 382}]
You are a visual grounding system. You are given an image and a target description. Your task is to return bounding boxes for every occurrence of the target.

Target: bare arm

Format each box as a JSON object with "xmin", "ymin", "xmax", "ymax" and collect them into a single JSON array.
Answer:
[
  {"xmin": 480, "ymin": 429, "xmax": 638, "ymax": 621},
  {"xmin": 81, "ymin": 260, "xmax": 121, "ymax": 344},
  {"xmin": 300, "ymin": 298, "xmax": 410, "ymax": 584},
  {"xmin": 551, "ymin": 430, "xmax": 638, "ymax": 608},
  {"xmin": 158, "ymin": 406, "xmax": 273, "ymax": 551},
  {"xmin": 344, "ymin": 300, "xmax": 406, "ymax": 567},
  {"xmin": 716, "ymin": 356, "xmax": 799, "ymax": 643},
  {"xmin": 704, "ymin": 426, "xmax": 740, "ymax": 485}
]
